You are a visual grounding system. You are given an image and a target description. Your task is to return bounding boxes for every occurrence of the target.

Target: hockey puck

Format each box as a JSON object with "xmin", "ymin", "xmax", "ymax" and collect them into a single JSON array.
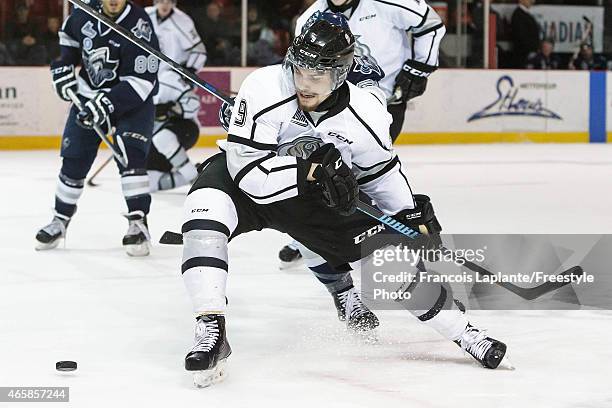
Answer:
[{"xmin": 56, "ymin": 361, "xmax": 77, "ymax": 372}]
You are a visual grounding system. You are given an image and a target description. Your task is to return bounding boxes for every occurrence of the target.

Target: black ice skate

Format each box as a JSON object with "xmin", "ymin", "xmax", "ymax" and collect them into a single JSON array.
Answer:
[
  {"xmin": 185, "ymin": 314, "xmax": 232, "ymax": 388},
  {"xmin": 455, "ymin": 323, "xmax": 510, "ymax": 369},
  {"xmin": 122, "ymin": 211, "xmax": 150, "ymax": 257},
  {"xmin": 35, "ymin": 213, "xmax": 70, "ymax": 250},
  {"xmin": 278, "ymin": 244, "xmax": 302, "ymax": 269},
  {"xmin": 333, "ymin": 286, "xmax": 380, "ymax": 333}
]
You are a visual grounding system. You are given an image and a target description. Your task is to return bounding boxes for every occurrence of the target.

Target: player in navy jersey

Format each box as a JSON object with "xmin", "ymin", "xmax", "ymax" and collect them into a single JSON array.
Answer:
[{"xmin": 35, "ymin": 0, "xmax": 160, "ymax": 256}]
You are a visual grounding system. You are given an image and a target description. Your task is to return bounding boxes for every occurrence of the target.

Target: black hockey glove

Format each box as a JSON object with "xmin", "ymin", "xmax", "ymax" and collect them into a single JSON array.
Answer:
[
  {"xmin": 155, "ymin": 102, "xmax": 182, "ymax": 122},
  {"xmin": 218, "ymin": 97, "xmax": 235, "ymax": 132},
  {"xmin": 393, "ymin": 59, "xmax": 437, "ymax": 103},
  {"xmin": 50, "ymin": 61, "xmax": 78, "ymax": 102},
  {"xmin": 76, "ymin": 93, "xmax": 115, "ymax": 129},
  {"xmin": 394, "ymin": 194, "xmax": 443, "ymax": 260},
  {"xmin": 311, "ymin": 143, "xmax": 359, "ymax": 216}
]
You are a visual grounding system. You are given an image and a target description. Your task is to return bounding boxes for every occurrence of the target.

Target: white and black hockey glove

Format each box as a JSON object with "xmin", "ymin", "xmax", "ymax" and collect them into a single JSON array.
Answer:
[
  {"xmin": 310, "ymin": 143, "xmax": 359, "ymax": 216},
  {"xmin": 393, "ymin": 60, "xmax": 437, "ymax": 103},
  {"xmin": 50, "ymin": 61, "xmax": 78, "ymax": 102},
  {"xmin": 155, "ymin": 102, "xmax": 182, "ymax": 122},
  {"xmin": 218, "ymin": 97, "xmax": 235, "ymax": 132},
  {"xmin": 393, "ymin": 194, "xmax": 443, "ymax": 259},
  {"xmin": 76, "ymin": 93, "xmax": 115, "ymax": 129}
]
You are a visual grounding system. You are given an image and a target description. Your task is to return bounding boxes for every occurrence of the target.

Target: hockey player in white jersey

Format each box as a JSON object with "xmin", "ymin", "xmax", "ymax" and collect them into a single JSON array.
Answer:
[
  {"xmin": 179, "ymin": 15, "xmax": 507, "ymax": 387},
  {"xmin": 145, "ymin": 0, "xmax": 206, "ymax": 191},
  {"xmin": 281, "ymin": 0, "xmax": 446, "ymax": 279},
  {"xmin": 296, "ymin": 0, "xmax": 446, "ymax": 142}
]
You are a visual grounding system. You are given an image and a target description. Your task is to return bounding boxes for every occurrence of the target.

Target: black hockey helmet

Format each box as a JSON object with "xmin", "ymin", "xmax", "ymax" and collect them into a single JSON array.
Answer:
[{"xmin": 284, "ymin": 12, "xmax": 355, "ymax": 91}]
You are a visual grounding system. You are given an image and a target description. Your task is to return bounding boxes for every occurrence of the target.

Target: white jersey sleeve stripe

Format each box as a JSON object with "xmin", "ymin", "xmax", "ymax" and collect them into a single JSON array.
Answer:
[
  {"xmin": 59, "ymin": 32, "xmax": 79, "ymax": 48},
  {"xmin": 227, "ymin": 134, "xmax": 277, "ymax": 151},
  {"xmin": 233, "ymin": 152, "xmax": 276, "ymax": 186},
  {"xmin": 250, "ymin": 95, "xmax": 297, "ymax": 141},
  {"xmin": 120, "ymin": 75, "xmax": 155, "ymax": 101}
]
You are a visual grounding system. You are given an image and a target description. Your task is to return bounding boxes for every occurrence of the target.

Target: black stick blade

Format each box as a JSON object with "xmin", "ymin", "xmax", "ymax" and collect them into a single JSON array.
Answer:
[{"xmin": 160, "ymin": 231, "xmax": 183, "ymax": 245}]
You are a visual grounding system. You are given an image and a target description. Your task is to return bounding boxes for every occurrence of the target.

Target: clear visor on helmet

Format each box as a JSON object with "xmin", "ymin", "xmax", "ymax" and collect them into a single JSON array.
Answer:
[{"xmin": 283, "ymin": 49, "xmax": 350, "ymax": 96}]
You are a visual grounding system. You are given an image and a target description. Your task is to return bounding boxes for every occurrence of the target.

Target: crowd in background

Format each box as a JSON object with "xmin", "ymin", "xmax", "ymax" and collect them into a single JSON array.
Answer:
[{"xmin": 0, "ymin": 0, "xmax": 610, "ymax": 70}]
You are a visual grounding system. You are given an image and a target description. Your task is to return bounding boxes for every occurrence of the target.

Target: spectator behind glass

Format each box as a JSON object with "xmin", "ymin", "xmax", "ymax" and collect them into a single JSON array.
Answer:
[
  {"xmin": 569, "ymin": 43, "xmax": 607, "ymax": 71},
  {"xmin": 510, "ymin": 0, "xmax": 540, "ymax": 69},
  {"xmin": 41, "ymin": 17, "xmax": 61, "ymax": 63},
  {"xmin": 4, "ymin": 1, "xmax": 47, "ymax": 65},
  {"xmin": 526, "ymin": 38, "xmax": 560, "ymax": 70},
  {"xmin": 194, "ymin": 1, "xmax": 240, "ymax": 66},
  {"xmin": 0, "ymin": 41, "xmax": 15, "ymax": 66},
  {"xmin": 247, "ymin": 3, "xmax": 281, "ymax": 66}
]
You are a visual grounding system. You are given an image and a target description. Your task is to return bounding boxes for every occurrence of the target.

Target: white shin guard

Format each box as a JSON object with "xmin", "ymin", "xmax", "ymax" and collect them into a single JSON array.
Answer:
[
  {"xmin": 181, "ymin": 188, "xmax": 238, "ymax": 315},
  {"xmin": 182, "ymin": 230, "xmax": 229, "ymax": 315}
]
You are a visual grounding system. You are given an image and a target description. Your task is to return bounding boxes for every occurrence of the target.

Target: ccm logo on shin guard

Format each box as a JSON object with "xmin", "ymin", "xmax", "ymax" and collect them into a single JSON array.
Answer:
[
  {"xmin": 191, "ymin": 208, "xmax": 209, "ymax": 213},
  {"xmin": 354, "ymin": 224, "xmax": 385, "ymax": 244}
]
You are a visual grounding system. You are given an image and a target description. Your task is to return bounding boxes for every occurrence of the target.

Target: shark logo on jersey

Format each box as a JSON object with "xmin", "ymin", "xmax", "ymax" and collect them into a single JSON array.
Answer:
[
  {"xmin": 353, "ymin": 35, "xmax": 379, "ymax": 66},
  {"xmin": 290, "ymin": 110, "xmax": 308, "ymax": 127},
  {"xmin": 131, "ymin": 18, "xmax": 152, "ymax": 42},
  {"xmin": 83, "ymin": 47, "xmax": 119, "ymax": 87},
  {"xmin": 81, "ymin": 21, "xmax": 97, "ymax": 39},
  {"xmin": 277, "ymin": 136, "xmax": 322, "ymax": 159},
  {"xmin": 353, "ymin": 55, "xmax": 383, "ymax": 77}
]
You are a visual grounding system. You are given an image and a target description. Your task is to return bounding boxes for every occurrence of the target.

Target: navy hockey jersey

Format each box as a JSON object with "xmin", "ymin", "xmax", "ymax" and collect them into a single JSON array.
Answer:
[{"xmin": 58, "ymin": 1, "xmax": 160, "ymax": 117}]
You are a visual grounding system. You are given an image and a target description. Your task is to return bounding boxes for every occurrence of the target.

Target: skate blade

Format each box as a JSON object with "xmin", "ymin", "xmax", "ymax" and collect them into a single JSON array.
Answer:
[
  {"xmin": 192, "ymin": 359, "xmax": 228, "ymax": 388},
  {"xmin": 125, "ymin": 242, "xmax": 151, "ymax": 257},
  {"xmin": 35, "ymin": 238, "xmax": 62, "ymax": 251},
  {"xmin": 498, "ymin": 353, "xmax": 516, "ymax": 370}
]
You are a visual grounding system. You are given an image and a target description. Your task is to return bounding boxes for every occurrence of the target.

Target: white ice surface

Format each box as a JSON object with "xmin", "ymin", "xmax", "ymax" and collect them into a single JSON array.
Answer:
[{"xmin": 1, "ymin": 145, "xmax": 612, "ymax": 408}]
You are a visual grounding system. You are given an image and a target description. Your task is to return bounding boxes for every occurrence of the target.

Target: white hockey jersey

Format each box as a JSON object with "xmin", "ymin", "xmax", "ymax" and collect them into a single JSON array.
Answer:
[
  {"xmin": 146, "ymin": 6, "xmax": 203, "ymax": 120},
  {"xmin": 223, "ymin": 65, "xmax": 414, "ymax": 214},
  {"xmin": 145, "ymin": 6, "xmax": 207, "ymax": 74},
  {"xmin": 295, "ymin": 0, "xmax": 445, "ymax": 97}
]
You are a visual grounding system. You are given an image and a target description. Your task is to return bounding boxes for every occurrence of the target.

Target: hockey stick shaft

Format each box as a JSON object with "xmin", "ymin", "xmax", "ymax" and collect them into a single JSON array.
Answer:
[
  {"xmin": 355, "ymin": 200, "xmax": 583, "ymax": 300},
  {"xmin": 66, "ymin": 0, "xmax": 233, "ymax": 105},
  {"xmin": 160, "ymin": 199, "xmax": 581, "ymax": 300},
  {"xmin": 67, "ymin": 89, "xmax": 128, "ymax": 167},
  {"xmin": 87, "ymin": 155, "xmax": 113, "ymax": 186}
]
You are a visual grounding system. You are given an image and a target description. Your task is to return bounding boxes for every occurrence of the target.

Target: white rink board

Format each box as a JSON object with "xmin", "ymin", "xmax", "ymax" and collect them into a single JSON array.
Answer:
[
  {"xmin": 0, "ymin": 67, "xmax": 593, "ymax": 142},
  {"xmin": 0, "ymin": 67, "xmax": 69, "ymax": 136},
  {"xmin": 404, "ymin": 70, "xmax": 589, "ymax": 133}
]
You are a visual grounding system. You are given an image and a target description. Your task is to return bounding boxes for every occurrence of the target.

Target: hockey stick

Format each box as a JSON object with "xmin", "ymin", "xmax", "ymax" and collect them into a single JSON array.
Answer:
[
  {"xmin": 569, "ymin": 16, "xmax": 593, "ymax": 69},
  {"xmin": 160, "ymin": 201, "xmax": 583, "ymax": 300},
  {"xmin": 87, "ymin": 155, "xmax": 113, "ymax": 187},
  {"xmin": 67, "ymin": 89, "xmax": 128, "ymax": 167},
  {"xmin": 66, "ymin": 0, "xmax": 233, "ymax": 105},
  {"xmin": 355, "ymin": 200, "xmax": 584, "ymax": 300}
]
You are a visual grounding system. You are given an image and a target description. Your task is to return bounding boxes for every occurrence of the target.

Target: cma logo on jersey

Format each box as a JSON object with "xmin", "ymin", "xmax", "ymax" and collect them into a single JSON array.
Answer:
[
  {"xmin": 132, "ymin": 18, "xmax": 153, "ymax": 42},
  {"xmin": 468, "ymin": 76, "xmax": 562, "ymax": 122},
  {"xmin": 277, "ymin": 136, "xmax": 322, "ymax": 159},
  {"xmin": 359, "ymin": 14, "xmax": 377, "ymax": 21},
  {"xmin": 83, "ymin": 47, "xmax": 119, "ymax": 87}
]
